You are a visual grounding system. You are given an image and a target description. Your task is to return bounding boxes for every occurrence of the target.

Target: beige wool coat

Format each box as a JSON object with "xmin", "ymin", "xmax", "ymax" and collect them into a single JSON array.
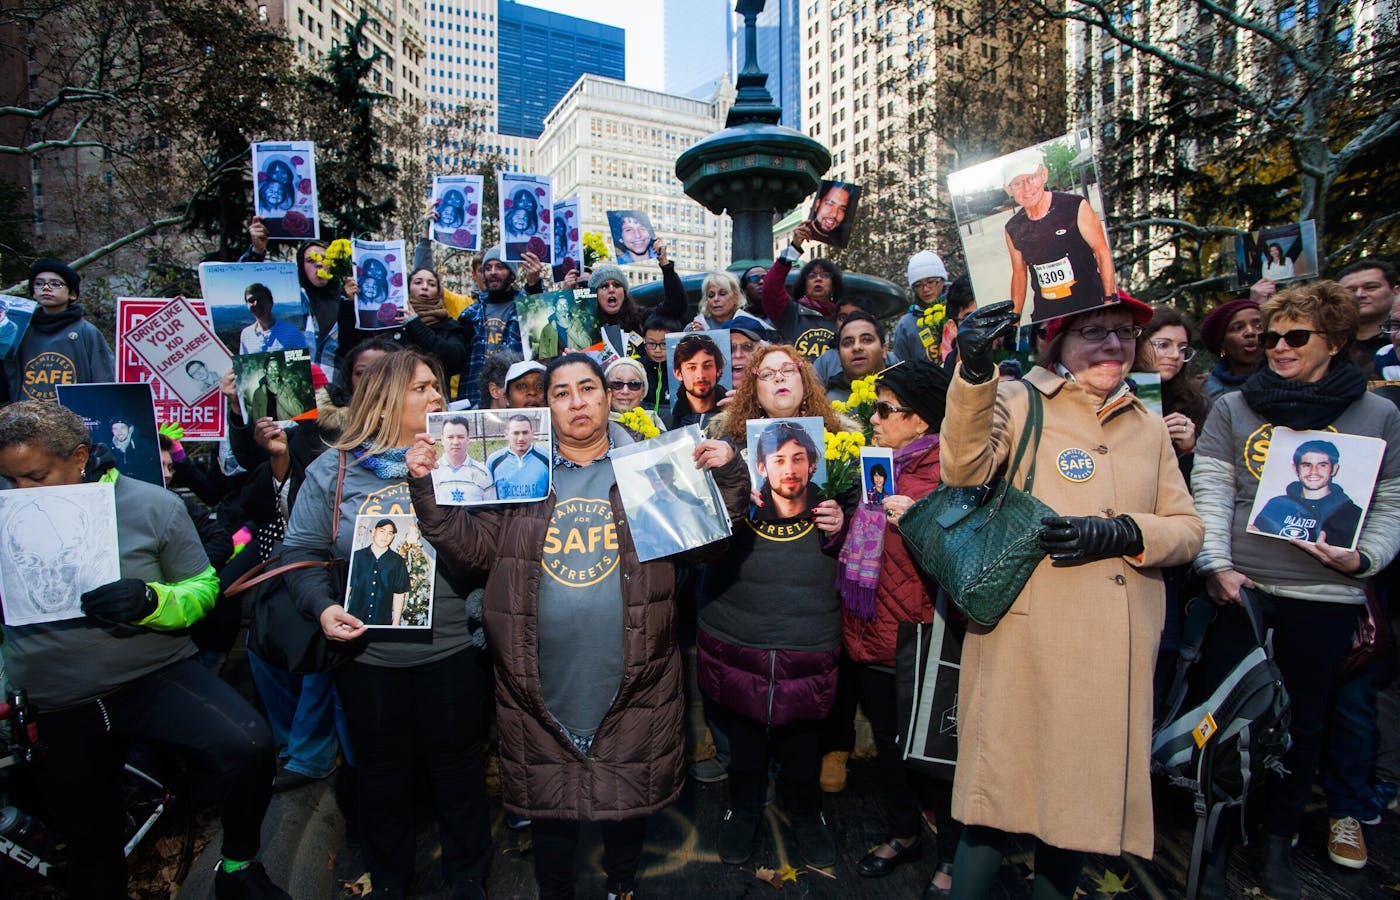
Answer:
[{"xmin": 938, "ymin": 366, "xmax": 1203, "ymax": 858}]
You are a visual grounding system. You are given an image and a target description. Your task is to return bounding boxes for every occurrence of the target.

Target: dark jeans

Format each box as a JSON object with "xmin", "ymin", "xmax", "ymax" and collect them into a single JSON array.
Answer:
[
  {"xmin": 336, "ymin": 648, "xmax": 492, "ymax": 891},
  {"xmin": 721, "ymin": 705, "xmax": 822, "ymax": 815},
  {"xmin": 1202, "ymin": 590, "xmax": 1357, "ymax": 838},
  {"xmin": 531, "ymin": 816, "xmax": 647, "ymax": 900},
  {"xmin": 1325, "ymin": 658, "xmax": 1381, "ymax": 820},
  {"xmin": 32, "ymin": 656, "xmax": 275, "ymax": 899},
  {"xmin": 818, "ymin": 651, "xmax": 860, "ymax": 755}
]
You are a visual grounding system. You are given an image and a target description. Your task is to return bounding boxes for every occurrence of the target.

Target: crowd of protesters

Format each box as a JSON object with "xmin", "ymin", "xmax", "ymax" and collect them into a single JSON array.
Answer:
[{"xmin": 1, "ymin": 214, "xmax": 1399, "ymax": 900}]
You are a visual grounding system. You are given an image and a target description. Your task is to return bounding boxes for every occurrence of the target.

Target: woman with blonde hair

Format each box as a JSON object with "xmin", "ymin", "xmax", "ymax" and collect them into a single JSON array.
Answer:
[
  {"xmin": 282, "ymin": 349, "xmax": 493, "ymax": 900},
  {"xmin": 689, "ymin": 270, "xmax": 772, "ymax": 334}
]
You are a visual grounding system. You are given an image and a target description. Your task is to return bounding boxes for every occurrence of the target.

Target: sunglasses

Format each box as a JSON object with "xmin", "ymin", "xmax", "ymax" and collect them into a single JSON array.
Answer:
[
  {"xmin": 872, "ymin": 400, "xmax": 916, "ymax": 418},
  {"xmin": 608, "ymin": 380, "xmax": 644, "ymax": 391},
  {"xmin": 744, "ymin": 274, "xmax": 764, "ymax": 284},
  {"xmin": 1262, "ymin": 329, "xmax": 1323, "ymax": 349}
]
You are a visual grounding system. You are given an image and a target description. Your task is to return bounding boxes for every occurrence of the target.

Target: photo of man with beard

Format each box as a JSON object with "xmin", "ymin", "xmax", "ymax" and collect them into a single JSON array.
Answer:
[
  {"xmin": 752, "ymin": 420, "xmax": 823, "ymax": 521},
  {"xmin": 669, "ymin": 333, "xmax": 728, "ymax": 429}
]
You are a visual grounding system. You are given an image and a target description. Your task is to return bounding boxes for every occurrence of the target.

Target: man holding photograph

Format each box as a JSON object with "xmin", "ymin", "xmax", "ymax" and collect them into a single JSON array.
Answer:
[
  {"xmin": 669, "ymin": 334, "xmax": 727, "ymax": 429},
  {"xmin": 488, "ymin": 414, "xmax": 550, "ymax": 500},
  {"xmin": 347, "ymin": 519, "xmax": 411, "ymax": 627},
  {"xmin": 1002, "ymin": 152, "xmax": 1116, "ymax": 319},
  {"xmin": 1252, "ymin": 440, "xmax": 1364, "ymax": 548},
  {"xmin": 753, "ymin": 421, "xmax": 822, "ymax": 521},
  {"xmin": 432, "ymin": 417, "xmax": 495, "ymax": 504}
]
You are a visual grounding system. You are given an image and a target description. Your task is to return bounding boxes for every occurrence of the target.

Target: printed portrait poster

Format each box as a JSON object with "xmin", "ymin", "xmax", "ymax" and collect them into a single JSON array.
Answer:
[
  {"xmin": 351, "ymin": 239, "xmax": 408, "ymax": 330},
  {"xmin": 552, "ymin": 197, "xmax": 582, "ymax": 283},
  {"xmin": 499, "ymin": 173, "xmax": 553, "ymax": 264},
  {"xmin": 251, "ymin": 141, "xmax": 320, "ymax": 240},
  {"xmin": 1130, "ymin": 372, "xmax": 1163, "ymax": 417},
  {"xmin": 518, "ymin": 290, "xmax": 601, "ymax": 361},
  {"xmin": 1246, "ymin": 428, "xmax": 1385, "ymax": 552},
  {"xmin": 0, "ymin": 296, "xmax": 36, "ymax": 361},
  {"xmin": 56, "ymin": 382, "xmax": 164, "ymax": 487},
  {"xmin": 120, "ymin": 295, "xmax": 233, "ymax": 407},
  {"xmin": 860, "ymin": 446, "xmax": 895, "ymax": 507},
  {"xmin": 1231, "ymin": 220, "xmax": 1320, "ymax": 289},
  {"xmin": 344, "ymin": 514, "xmax": 435, "ymax": 629},
  {"xmin": 117, "ymin": 298, "xmax": 227, "ymax": 441},
  {"xmin": 745, "ymin": 416, "xmax": 828, "ymax": 521},
  {"xmin": 806, "ymin": 180, "xmax": 862, "ymax": 248},
  {"xmin": 0, "ymin": 482, "xmax": 120, "ymax": 626},
  {"xmin": 665, "ymin": 330, "xmax": 732, "ymax": 426},
  {"xmin": 197, "ymin": 261, "xmax": 306, "ymax": 356},
  {"xmin": 606, "ymin": 209, "xmax": 658, "ymax": 265},
  {"xmin": 948, "ymin": 130, "xmax": 1117, "ymax": 325},
  {"xmin": 232, "ymin": 348, "xmax": 316, "ymax": 427},
  {"xmin": 425, "ymin": 409, "xmax": 552, "ymax": 505},
  {"xmin": 431, "ymin": 174, "xmax": 483, "ymax": 251},
  {"xmin": 611, "ymin": 425, "xmax": 732, "ymax": 562}
]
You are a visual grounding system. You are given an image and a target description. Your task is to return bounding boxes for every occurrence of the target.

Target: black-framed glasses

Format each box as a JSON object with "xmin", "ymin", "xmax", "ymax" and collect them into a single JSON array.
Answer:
[
  {"xmin": 32, "ymin": 278, "xmax": 67, "ymax": 290},
  {"xmin": 1149, "ymin": 339, "xmax": 1196, "ymax": 361},
  {"xmin": 872, "ymin": 400, "xmax": 916, "ymax": 418},
  {"xmin": 1381, "ymin": 319, "xmax": 1400, "ymax": 335},
  {"xmin": 608, "ymin": 380, "xmax": 643, "ymax": 392},
  {"xmin": 643, "ymin": 340, "xmax": 667, "ymax": 350},
  {"xmin": 1262, "ymin": 329, "xmax": 1323, "ymax": 349},
  {"xmin": 1067, "ymin": 324, "xmax": 1143, "ymax": 342},
  {"xmin": 753, "ymin": 363, "xmax": 800, "ymax": 382}
]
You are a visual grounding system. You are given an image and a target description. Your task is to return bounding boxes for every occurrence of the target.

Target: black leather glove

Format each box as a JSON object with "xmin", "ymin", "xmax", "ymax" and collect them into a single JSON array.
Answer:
[
  {"xmin": 956, "ymin": 301, "xmax": 1020, "ymax": 384},
  {"xmin": 1039, "ymin": 515, "xmax": 1144, "ymax": 562},
  {"xmin": 81, "ymin": 578, "xmax": 158, "ymax": 625}
]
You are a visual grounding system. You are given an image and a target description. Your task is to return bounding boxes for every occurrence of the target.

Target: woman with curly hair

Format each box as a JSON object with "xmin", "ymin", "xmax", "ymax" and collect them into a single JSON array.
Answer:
[{"xmin": 716, "ymin": 343, "xmax": 846, "ymax": 446}]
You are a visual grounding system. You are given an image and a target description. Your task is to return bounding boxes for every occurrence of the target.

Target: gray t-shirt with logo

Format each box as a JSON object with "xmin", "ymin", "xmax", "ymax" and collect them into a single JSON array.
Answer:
[{"xmin": 537, "ymin": 459, "xmax": 624, "ymax": 738}]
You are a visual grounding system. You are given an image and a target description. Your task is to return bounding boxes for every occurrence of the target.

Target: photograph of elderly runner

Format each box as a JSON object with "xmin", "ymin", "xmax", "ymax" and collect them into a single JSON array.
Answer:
[
  {"xmin": 1002, "ymin": 151, "xmax": 1117, "ymax": 320},
  {"xmin": 432, "ymin": 415, "xmax": 495, "ymax": 504},
  {"xmin": 487, "ymin": 413, "xmax": 550, "ymax": 500},
  {"xmin": 1251, "ymin": 439, "xmax": 1364, "ymax": 547},
  {"xmin": 753, "ymin": 420, "xmax": 823, "ymax": 521}
]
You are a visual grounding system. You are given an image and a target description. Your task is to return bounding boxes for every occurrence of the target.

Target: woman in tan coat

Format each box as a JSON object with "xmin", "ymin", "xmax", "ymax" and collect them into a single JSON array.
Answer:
[{"xmin": 938, "ymin": 299, "xmax": 1203, "ymax": 898}]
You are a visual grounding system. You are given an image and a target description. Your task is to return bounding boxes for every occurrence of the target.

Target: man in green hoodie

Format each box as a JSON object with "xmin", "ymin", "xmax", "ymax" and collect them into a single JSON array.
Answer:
[{"xmin": 1, "ymin": 258, "xmax": 115, "ymax": 402}]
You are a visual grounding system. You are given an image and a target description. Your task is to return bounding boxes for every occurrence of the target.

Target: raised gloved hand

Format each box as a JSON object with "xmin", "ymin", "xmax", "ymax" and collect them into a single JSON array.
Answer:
[
  {"xmin": 158, "ymin": 422, "xmax": 186, "ymax": 462},
  {"xmin": 1039, "ymin": 515, "xmax": 1144, "ymax": 562},
  {"xmin": 81, "ymin": 578, "xmax": 158, "ymax": 625},
  {"xmin": 956, "ymin": 301, "xmax": 1020, "ymax": 384}
]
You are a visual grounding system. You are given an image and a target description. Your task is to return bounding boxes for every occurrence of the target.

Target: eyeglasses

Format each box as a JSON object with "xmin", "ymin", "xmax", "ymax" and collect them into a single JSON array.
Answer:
[
  {"xmin": 1381, "ymin": 319, "xmax": 1400, "ymax": 335},
  {"xmin": 1262, "ymin": 329, "xmax": 1324, "ymax": 349},
  {"xmin": 32, "ymin": 278, "xmax": 67, "ymax": 290},
  {"xmin": 754, "ymin": 363, "xmax": 800, "ymax": 382},
  {"xmin": 643, "ymin": 340, "xmax": 667, "ymax": 350},
  {"xmin": 744, "ymin": 274, "xmax": 764, "ymax": 284},
  {"xmin": 608, "ymin": 380, "xmax": 643, "ymax": 392},
  {"xmin": 1067, "ymin": 324, "xmax": 1143, "ymax": 342},
  {"xmin": 872, "ymin": 400, "xmax": 916, "ymax": 418},
  {"xmin": 1149, "ymin": 339, "xmax": 1196, "ymax": 361}
]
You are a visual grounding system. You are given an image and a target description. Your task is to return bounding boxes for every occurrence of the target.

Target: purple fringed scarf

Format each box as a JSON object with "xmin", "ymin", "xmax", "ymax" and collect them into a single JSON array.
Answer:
[{"xmin": 838, "ymin": 434, "xmax": 939, "ymax": 620}]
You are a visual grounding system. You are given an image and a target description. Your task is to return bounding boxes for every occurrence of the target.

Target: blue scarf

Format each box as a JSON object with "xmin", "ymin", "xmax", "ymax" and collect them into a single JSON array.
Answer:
[{"xmin": 352, "ymin": 444, "xmax": 410, "ymax": 480}]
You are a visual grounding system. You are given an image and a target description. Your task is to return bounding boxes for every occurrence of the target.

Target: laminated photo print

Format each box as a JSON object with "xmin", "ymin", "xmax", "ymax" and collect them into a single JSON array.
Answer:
[
  {"xmin": 344, "ymin": 514, "xmax": 435, "ymax": 629},
  {"xmin": 499, "ymin": 173, "xmax": 553, "ymax": 264},
  {"xmin": 120, "ymin": 295, "xmax": 233, "ymax": 406},
  {"xmin": 552, "ymin": 197, "xmax": 581, "ymax": 283},
  {"xmin": 197, "ymin": 261, "xmax": 306, "ymax": 355},
  {"xmin": 1231, "ymin": 220, "xmax": 1320, "ymax": 289},
  {"xmin": 860, "ymin": 446, "xmax": 895, "ymax": 507},
  {"xmin": 665, "ymin": 330, "xmax": 731, "ymax": 426},
  {"xmin": 425, "ymin": 409, "xmax": 552, "ymax": 505},
  {"xmin": 0, "ymin": 482, "xmax": 120, "ymax": 626},
  {"xmin": 56, "ymin": 382, "xmax": 164, "ymax": 487},
  {"xmin": 232, "ymin": 347, "xmax": 316, "ymax": 427},
  {"xmin": 1130, "ymin": 372, "xmax": 1162, "ymax": 417},
  {"xmin": 117, "ymin": 298, "xmax": 227, "ymax": 440},
  {"xmin": 252, "ymin": 141, "xmax": 320, "ymax": 240},
  {"xmin": 431, "ymin": 175, "xmax": 483, "ymax": 251},
  {"xmin": 948, "ymin": 130, "xmax": 1117, "ymax": 325},
  {"xmin": 611, "ymin": 425, "xmax": 732, "ymax": 562},
  {"xmin": 745, "ymin": 417, "xmax": 828, "ymax": 521},
  {"xmin": 1246, "ymin": 428, "xmax": 1385, "ymax": 552},
  {"xmin": 606, "ymin": 209, "xmax": 657, "ymax": 264},
  {"xmin": 806, "ymin": 180, "xmax": 862, "ymax": 248},
  {"xmin": 0, "ymin": 297, "xmax": 37, "ymax": 361},
  {"xmin": 518, "ymin": 289, "xmax": 600, "ymax": 361},
  {"xmin": 351, "ymin": 239, "xmax": 408, "ymax": 330}
]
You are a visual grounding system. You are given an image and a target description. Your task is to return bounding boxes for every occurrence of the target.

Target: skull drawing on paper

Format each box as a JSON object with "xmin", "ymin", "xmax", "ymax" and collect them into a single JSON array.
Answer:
[{"xmin": 2, "ymin": 496, "xmax": 86, "ymax": 614}]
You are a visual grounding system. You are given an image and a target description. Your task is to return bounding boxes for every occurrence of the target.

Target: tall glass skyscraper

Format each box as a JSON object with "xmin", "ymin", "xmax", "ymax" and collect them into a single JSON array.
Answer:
[
  {"xmin": 496, "ymin": 1, "xmax": 625, "ymax": 139},
  {"xmin": 663, "ymin": 0, "xmax": 734, "ymax": 99},
  {"xmin": 752, "ymin": 0, "xmax": 801, "ymax": 130}
]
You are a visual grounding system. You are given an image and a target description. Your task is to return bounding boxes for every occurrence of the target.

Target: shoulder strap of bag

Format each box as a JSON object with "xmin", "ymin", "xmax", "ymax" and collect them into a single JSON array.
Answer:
[
  {"xmin": 1009, "ymin": 381, "xmax": 1044, "ymax": 493},
  {"xmin": 228, "ymin": 450, "xmax": 350, "ymax": 598},
  {"xmin": 332, "ymin": 450, "xmax": 347, "ymax": 547}
]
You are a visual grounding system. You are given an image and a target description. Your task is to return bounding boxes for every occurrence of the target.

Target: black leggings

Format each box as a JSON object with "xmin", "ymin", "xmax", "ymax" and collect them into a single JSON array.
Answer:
[
  {"xmin": 950, "ymin": 825, "xmax": 1085, "ymax": 900},
  {"xmin": 532, "ymin": 816, "xmax": 647, "ymax": 900},
  {"xmin": 721, "ymin": 705, "xmax": 822, "ymax": 816},
  {"xmin": 32, "ymin": 656, "xmax": 275, "ymax": 899}
]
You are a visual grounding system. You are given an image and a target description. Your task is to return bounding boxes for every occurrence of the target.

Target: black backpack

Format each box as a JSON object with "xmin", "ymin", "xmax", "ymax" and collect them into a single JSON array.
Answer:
[{"xmin": 1151, "ymin": 589, "xmax": 1291, "ymax": 900}]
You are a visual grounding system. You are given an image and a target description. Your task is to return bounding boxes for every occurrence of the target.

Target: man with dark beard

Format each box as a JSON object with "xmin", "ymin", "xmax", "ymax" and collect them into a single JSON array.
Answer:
[{"xmin": 458, "ymin": 244, "xmax": 543, "ymax": 407}]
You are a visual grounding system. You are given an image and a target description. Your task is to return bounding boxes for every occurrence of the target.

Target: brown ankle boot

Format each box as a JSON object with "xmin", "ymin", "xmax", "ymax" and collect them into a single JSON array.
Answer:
[{"xmin": 819, "ymin": 751, "xmax": 849, "ymax": 793}]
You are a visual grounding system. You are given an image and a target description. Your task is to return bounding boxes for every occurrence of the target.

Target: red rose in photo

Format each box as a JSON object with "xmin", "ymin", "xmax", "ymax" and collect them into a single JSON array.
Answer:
[
  {"xmin": 257, "ymin": 171, "xmax": 268, "ymax": 182},
  {"xmin": 281, "ymin": 211, "xmax": 311, "ymax": 236},
  {"xmin": 569, "ymin": 228, "xmax": 579, "ymax": 241},
  {"xmin": 526, "ymin": 236, "xmax": 549, "ymax": 257},
  {"xmin": 566, "ymin": 209, "xmax": 575, "ymax": 219},
  {"xmin": 298, "ymin": 178, "xmax": 312, "ymax": 195},
  {"xmin": 385, "ymin": 254, "xmax": 396, "ymax": 263},
  {"xmin": 390, "ymin": 272, "xmax": 404, "ymax": 287},
  {"xmin": 503, "ymin": 197, "xmax": 513, "ymax": 209},
  {"xmin": 535, "ymin": 187, "xmax": 546, "ymax": 198},
  {"xmin": 467, "ymin": 203, "xmax": 479, "ymax": 216},
  {"xmin": 464, "ymin": 184, "xmax": 475, "ymax": 194},
  {"xmin": 376, "ymin": 302, "xmax": 400, "ymax": 325},
  {"xmin": 291, "ymin": 155, "xmax": 304, "ymax": 166},
  {"xmin": 540, "ymin": 208, "xmax": 551, "ymax": 225},
  {"xmin": 453, "ymin": 228, "xmax": 475, "ymax": 247}
]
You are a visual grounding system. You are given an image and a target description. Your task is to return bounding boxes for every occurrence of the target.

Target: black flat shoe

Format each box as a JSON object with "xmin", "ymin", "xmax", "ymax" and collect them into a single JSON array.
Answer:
[
  {"xmin": 924, "ymin": 862, "xmax": 954, "ymax": 898},
  {"xmin": 857, "ymin": 836, "xmax": 922, "ymax": 877}
]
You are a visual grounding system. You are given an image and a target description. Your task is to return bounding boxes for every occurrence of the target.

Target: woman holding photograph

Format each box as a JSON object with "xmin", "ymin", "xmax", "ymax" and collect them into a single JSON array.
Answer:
[
  {"xmin": 282, "ymin": 350, "xmax": 493, "ymax": 900},
  {"xmin": 343, "ymin": 264, "xmax": 473, "ymax": 402},
  {"xmin": 406, "ymin": 353, "xmax": 750, "ymax": 900},
  {"xmin": 1192, "ymin": 280, "xmax": 1400, "ymax": 899}
]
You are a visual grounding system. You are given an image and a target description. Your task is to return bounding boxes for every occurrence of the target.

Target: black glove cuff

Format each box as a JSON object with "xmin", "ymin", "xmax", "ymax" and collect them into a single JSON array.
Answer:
[{"xmin": 960, "ymin": 360, "xmax": 995, "ymax": 385}]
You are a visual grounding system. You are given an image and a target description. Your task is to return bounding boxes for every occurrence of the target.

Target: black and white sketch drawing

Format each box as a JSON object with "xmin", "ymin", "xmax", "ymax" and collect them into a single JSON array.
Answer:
[{"xmin": 0, "ymin": 482, "xmax": 121, "ymax": 626}]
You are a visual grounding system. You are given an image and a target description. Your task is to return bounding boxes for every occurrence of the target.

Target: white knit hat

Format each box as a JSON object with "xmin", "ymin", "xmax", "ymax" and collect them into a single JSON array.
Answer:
[{"xmin": 906, "ymin": 250, "xmax": 948, "ymax": 286}]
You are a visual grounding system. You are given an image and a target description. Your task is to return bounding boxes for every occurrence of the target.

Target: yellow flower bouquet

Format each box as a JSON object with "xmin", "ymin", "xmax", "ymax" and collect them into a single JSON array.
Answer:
[
  {"xmin": 307, "ymin": 237, "xmax": 354, "ymax": 283},
  {"xmin": 819, "ymin": 428, "xmax": 866, "ymax": 500},
  {"xmin": 616, "ymin": 407, "xmax": 660, "ymax": 440}
]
